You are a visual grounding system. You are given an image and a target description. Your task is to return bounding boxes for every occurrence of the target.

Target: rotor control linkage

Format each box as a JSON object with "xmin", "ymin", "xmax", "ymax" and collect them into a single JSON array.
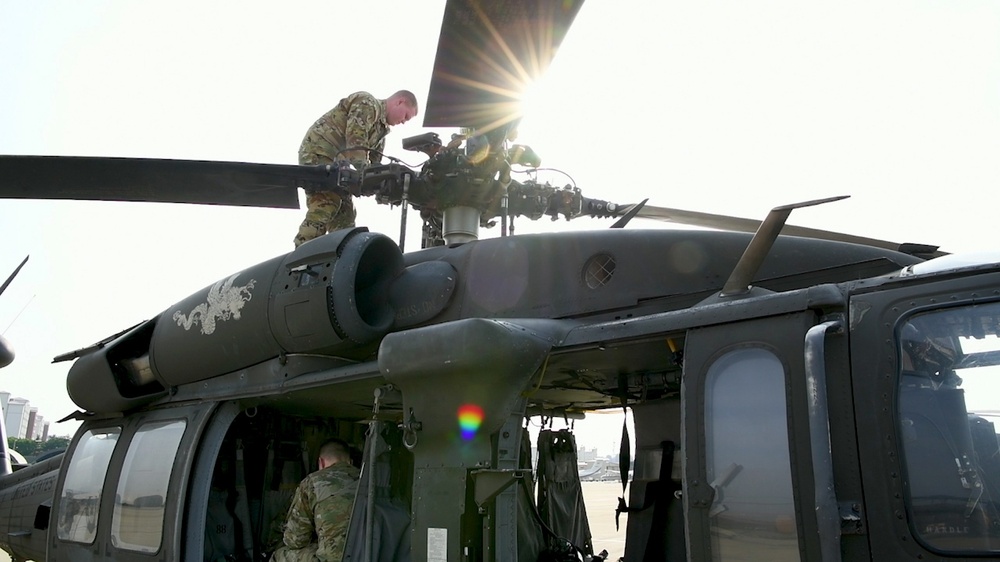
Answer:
[{"xmin": 326, "ymin": 158, "xmax": 630, "ymax": 228}]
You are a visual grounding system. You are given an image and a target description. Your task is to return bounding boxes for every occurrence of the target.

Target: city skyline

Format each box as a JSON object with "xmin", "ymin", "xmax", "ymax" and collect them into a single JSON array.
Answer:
[{"xmin": 1, "ymin": 391, "xmax": 54, "ymax": 441}]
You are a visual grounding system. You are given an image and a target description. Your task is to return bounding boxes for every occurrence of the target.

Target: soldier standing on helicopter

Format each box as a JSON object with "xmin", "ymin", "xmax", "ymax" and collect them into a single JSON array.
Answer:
[{"xmin": 293, "ymin": 90, "xmax": 419, "ymax": 247}]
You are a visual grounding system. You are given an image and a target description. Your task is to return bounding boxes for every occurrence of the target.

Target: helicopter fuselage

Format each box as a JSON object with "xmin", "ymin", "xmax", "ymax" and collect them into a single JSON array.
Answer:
[{"xmin": 2, "ymin": 226, "xmax": 998, "ymax": 561}]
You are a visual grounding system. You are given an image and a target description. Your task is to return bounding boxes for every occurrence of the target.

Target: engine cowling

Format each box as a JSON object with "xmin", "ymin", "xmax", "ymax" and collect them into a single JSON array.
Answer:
[{"xmin": 67, "ymin": 228, "xmax": 416, "ymax": 413}]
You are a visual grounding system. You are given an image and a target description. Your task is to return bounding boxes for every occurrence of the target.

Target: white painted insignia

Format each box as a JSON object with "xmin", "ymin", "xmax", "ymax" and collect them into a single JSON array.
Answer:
[{"xmin": 172, "ymin": 274, "xmax": 257, "ymax": 335}]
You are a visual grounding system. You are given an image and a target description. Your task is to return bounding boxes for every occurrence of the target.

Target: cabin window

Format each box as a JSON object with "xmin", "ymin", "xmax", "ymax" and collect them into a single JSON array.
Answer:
[
  {"xmin": 110, "ymin": 419, "xmax": 186, "ymax": 553},
  {"xmin": 897, "ymin": 303, "xmax": 1000, "ymax": 553},
  {"xmin": 704, "ymin": 347, "xmax": 801, "ymax": 561},
  {"xmin": 56, "ymin": 427, "xmax": 121, "ymax": 544}
]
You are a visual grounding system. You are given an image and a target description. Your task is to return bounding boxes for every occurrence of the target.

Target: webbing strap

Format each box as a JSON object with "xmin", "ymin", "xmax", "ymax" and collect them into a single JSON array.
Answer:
[
  {"xmin": 615, "ymin": 373, "xmax": 631, "ymax": 531},
  {"xmin": 642, "ymin": 441, "xmax": 678, "ymax": 561},
  {"xmin": 257, "ymin": 443, "xmax": 276, "ymax": 533},
  {"xmin": 234, "ymin": 439, "xmax": 255, "ymax": 559}
]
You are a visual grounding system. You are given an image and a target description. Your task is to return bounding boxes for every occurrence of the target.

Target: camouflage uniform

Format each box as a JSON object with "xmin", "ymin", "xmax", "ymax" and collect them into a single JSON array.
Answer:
[
  {"xmin": 295, "ymin": 91, "xmax": 390, "ymax": 247},
  {"xmin": 271, "ymin": 463, "xmax": 361, "ymax": 562}
]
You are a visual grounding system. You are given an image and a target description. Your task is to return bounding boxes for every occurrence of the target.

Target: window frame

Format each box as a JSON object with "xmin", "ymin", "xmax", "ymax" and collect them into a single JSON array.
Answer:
[
  {"xmin": 848, "ymin": 268, "xmax": 1000, "ymax": 560},
  {"xmin": 682, "ymin": 311, "xmax": 828, "ymax": 562},
  {"xmin": 702, "ymin": 345, "xmax": 802, "ymax": 561},
  {"xmin": 109, "ymin": 418, "xmax": 188, "ymax": 554},
  {"xmin": 49, "ymin": 402, "xmax": 217, "ymax": 561},
  {"xmin": 54, "ymin": 425, "xmax": 123, "ymax": 545},
  {"xmin": 894, "ymin": 302, "xmax": 1000, "ymax": 554}
]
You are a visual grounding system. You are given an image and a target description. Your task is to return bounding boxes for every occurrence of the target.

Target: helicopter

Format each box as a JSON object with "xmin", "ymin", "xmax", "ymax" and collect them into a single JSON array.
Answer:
[{"xmin": 2, "ymin": 0, "xmax": 1000, "ymax": 561}]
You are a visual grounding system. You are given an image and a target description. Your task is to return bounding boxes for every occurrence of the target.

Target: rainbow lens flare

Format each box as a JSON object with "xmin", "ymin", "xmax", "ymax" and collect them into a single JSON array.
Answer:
[{"xmin": 458, "ymin": 404, "xmax": 484, "ymax": 440}]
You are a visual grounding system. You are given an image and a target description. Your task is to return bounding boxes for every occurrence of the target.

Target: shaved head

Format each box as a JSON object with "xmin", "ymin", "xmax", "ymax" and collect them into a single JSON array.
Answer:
[
  {"xmin": 386, "ymin": 90, "xmax": 418, "ymax": 126},
  {"xmin": 318, "ymin": 439, "xmax": 351, "ymax": 466},
  {"xmin": 389, "ymin": 89, "xmax": 417, "ymax": 108}
]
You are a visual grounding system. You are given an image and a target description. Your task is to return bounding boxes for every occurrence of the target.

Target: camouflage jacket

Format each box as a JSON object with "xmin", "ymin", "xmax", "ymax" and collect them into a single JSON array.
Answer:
[
  {"xmin": 298, "ymin": 91, "xmax": 389, "ymax": 167},
  {"xmin": 281, "ymin": 462, "xmax": 361, "ymax": 561}
]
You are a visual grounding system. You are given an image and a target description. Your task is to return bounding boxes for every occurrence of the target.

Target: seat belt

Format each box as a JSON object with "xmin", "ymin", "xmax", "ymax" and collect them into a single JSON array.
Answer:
[
  {"xmin": 256, "ymin": 441, "xmax": 277, "ymax": 544},
  {"xmin": 642, "ymin": 441, "xmax": 679, "ymax": 561},
  {"xmin": 233, "ymin": 438, "xmax": 255, "ymax": 560},
  {"xmin": 615, "ymin": 373, "xmax": 631, "ymax": 531}
]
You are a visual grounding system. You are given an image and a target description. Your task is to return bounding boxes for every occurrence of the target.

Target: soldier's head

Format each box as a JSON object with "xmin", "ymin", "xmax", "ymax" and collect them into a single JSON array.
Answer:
[
  {"xmin": 317, "ymin": 438, "xmax": 351, "ymax": 469},
  {"xmin": 386, "ymin": 90, "xmax": 418, "ymax": 126}
]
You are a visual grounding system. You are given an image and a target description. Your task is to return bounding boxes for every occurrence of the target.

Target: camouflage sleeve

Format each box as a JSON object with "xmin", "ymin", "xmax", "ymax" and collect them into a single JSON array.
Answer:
[
  {"xmin": 369, "ymin": 135, "xmax": 386, "ymax": 166},
  {"xmin": 315, "ymin": 492, "xmax": 355, "ymax": 547},
  {"xmin": 344, "ymin": 99, "xmax": 379, "ymax": 166},
  {"xmin": 281, "ymin": 480, "xmax": 315, "ymax": 549}
]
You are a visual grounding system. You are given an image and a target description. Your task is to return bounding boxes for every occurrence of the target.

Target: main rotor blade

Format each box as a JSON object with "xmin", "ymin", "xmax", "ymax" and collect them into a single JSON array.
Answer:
[
  {"xmin": 423, "ymin": 0, "xmax": 585, "ymax": 130},
  {"xmin": 631, "ymin": 203, "xmax": 942, "ymax": 257},
  {"xmin": 0, "ymin": 155, "xmax": 335, "ymax": 209},
  {"xmin": 0, "ymin": 256, "xmax": 28, "ymax": 298}
]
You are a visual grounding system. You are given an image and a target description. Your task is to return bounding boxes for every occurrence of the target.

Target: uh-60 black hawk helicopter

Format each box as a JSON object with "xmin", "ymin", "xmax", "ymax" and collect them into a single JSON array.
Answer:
[{"xmin": 2, "ymin": 0, "xmax": 1000, "ymax": 561}]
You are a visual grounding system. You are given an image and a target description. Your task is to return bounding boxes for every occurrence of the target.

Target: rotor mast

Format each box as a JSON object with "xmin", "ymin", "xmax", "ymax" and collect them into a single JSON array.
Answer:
[{"xmin": 422, "ymin": 0, "xmax": 585, "ymax": 246}]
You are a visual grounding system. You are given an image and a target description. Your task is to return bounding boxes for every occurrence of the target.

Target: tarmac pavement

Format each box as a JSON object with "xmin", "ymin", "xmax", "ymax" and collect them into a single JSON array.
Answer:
[{"xmin": 582, "ymin": 480, "xmax": 629, "ymax": 560}]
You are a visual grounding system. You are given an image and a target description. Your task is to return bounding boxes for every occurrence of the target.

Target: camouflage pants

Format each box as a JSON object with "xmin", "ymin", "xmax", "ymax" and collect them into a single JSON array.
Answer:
[
  {"xmin": 295, "ymin": 129, "xmax": 358, "ymax": 248},
  {"xmin": 293, "ymin": 191, "xmax": 356, "ymax": 248},
  {"xmin": 270, "ymin": 543, "xmax": 318, "ymax": 562}
]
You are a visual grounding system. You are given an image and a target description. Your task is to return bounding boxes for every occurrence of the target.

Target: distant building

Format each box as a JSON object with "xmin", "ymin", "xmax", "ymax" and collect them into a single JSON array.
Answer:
[
  {"xmin": 26, "ymin": 407, "xmax": 37, "ymax": 439},
  {"xmin": 4, "ymin": 397, "xmax": 31, "ymax": 439},
  {"xmin": 33, "ymin": 414, "xmax": 45, "ymax": 440},
  {"xmin": 0, "ymin": 391, "xmax": 49, "ymax": 441}
]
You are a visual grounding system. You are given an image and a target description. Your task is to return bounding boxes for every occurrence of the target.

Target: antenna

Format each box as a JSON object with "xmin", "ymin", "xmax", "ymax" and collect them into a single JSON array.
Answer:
[{"xmin": 721, "ymin": 197, "xmax": 849, "ymax": 297}]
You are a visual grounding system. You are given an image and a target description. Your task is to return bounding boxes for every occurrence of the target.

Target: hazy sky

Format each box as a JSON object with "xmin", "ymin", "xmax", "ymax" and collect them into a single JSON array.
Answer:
[{"xmin": 1, "ymin": 0, "xmax": 999, "ymax": 444}]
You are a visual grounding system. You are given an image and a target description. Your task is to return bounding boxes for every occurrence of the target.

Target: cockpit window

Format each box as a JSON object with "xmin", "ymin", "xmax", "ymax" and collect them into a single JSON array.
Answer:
[
  {"xmin": 56, "ymin": 427, "xmax": 121, "ymax": 544},
  {"xmin": 110, "ymin": 419, "xmax": 186, "ymax": 553},
  {"xmin": 897, "ymin": 303, "xmax": 1000, "ymax": 553}
]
